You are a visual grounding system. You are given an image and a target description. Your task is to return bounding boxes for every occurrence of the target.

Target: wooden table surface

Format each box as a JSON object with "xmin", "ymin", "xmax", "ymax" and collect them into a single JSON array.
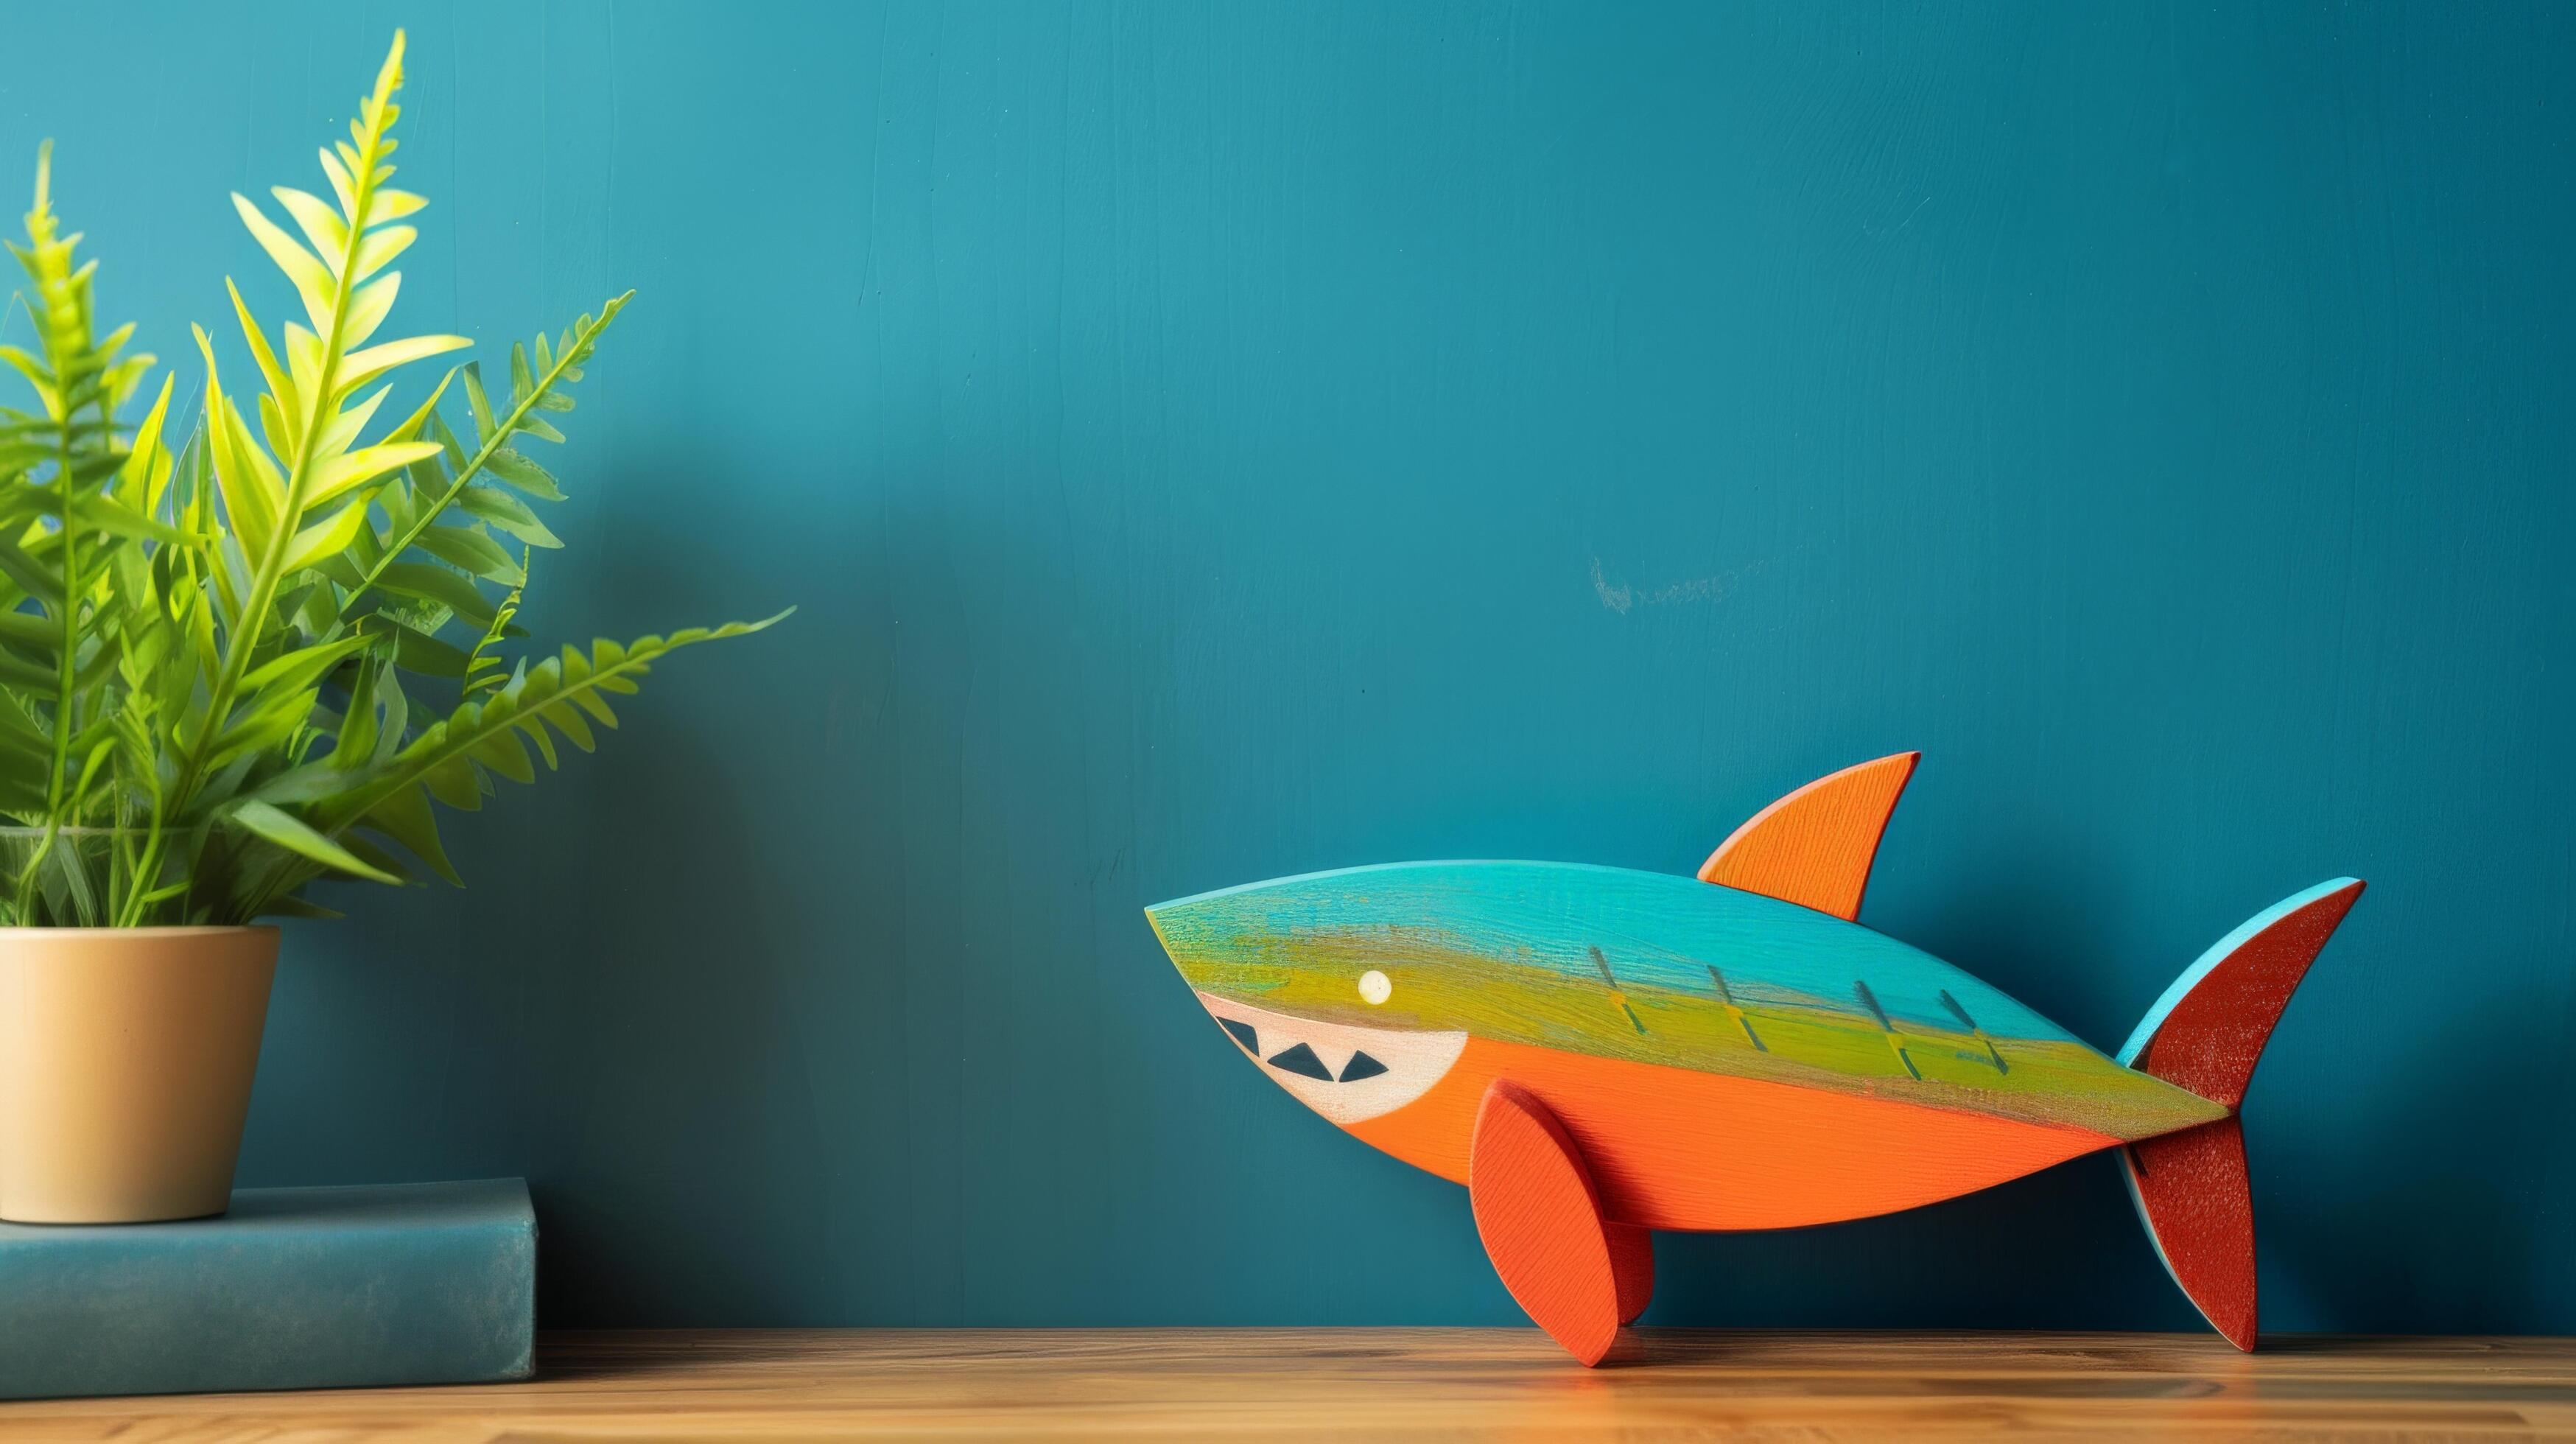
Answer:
[{"xmin": 4, "ymin": 1329, "xmax": 2573, "ymax": 1441}]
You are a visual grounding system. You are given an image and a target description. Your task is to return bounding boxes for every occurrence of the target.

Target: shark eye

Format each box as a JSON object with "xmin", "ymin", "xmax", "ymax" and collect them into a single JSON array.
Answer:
[{"xmin": 1358, "ymin": 970, "xmax": 1391, "ymax": 1005}]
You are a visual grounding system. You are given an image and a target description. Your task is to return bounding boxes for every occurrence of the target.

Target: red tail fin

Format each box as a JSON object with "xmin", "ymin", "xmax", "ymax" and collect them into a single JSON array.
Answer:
[
  {"xmin": 2122, "ymin": 1120, "xmax": 2257, "ymax": 1347},
  {"xmin": 2117, "ymin": 878, "xmax": 2365, "ymax": 1351}
]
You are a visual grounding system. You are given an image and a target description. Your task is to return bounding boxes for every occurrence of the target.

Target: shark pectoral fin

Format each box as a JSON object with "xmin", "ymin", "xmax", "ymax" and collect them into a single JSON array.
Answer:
[
  {"xmin": 1468, "ymin": 1079, "xmax": 1627, "ymax": 1366},
  {"xmin": 1697, "ymin": 751, "xmax": 1920, "ymax": 920},
  {"xmin": 1609, "ymin": 1223, "xmax": 1654, "ymax": 1325}
]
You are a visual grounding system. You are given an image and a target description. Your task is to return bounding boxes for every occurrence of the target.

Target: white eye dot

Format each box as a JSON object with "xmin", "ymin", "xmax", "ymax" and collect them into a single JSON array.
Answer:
[{"xmin": 1358, "ymin": 970, "xmax": 1391, "ymax": 1005}]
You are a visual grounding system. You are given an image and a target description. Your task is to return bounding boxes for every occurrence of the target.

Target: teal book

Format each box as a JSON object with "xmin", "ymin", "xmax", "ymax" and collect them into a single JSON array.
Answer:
[{"xmin": 0, "ymin": 1177, "xmax": 535, "ymax": 1400}]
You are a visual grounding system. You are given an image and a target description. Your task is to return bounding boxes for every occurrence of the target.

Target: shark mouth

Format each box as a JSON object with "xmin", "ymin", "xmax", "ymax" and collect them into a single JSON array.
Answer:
[{"xmin": 1196, "ymin": 992, "xmax": 1467, "ymax": 1126}]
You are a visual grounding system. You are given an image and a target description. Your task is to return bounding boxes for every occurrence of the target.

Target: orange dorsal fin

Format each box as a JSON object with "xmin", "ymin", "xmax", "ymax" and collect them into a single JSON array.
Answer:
[{"xmin": 1696, "ymin": 751, "xmax": 1920, "ymax": 920}]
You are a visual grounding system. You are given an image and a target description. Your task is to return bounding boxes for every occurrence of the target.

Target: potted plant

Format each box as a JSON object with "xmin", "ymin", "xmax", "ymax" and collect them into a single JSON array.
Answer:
[{"xmin": 0, "ymin": 32, "xmax": 783, "ymax": 1223}]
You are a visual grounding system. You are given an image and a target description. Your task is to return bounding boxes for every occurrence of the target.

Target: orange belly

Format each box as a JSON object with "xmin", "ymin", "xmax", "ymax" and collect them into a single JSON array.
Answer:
[{"xmin": 1344, "ymin": 1037, "xmax": 2119, "ymax": 1230}]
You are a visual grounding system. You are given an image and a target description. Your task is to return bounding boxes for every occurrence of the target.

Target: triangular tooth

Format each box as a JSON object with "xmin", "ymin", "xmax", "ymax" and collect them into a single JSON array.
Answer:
[{"xmin": 1266, "ymin": 1042, "xmax": 1334, "ymax": 1080}]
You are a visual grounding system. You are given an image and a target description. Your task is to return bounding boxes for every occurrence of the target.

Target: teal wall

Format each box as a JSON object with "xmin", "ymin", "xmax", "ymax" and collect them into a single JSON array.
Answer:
[{"xmin": 5, "ymin": 1, "xmax": 2569, "ymax": 1330}]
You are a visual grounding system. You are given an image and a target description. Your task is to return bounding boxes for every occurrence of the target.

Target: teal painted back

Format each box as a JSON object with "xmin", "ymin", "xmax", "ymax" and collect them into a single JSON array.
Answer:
[
  {"xmin": 4, "ymin": 2, "xmax": 2566, "ymax": 1334},
  {"xmin": 1161, "ymin": 861, "xmax": 2080, "ymax": 1042}
]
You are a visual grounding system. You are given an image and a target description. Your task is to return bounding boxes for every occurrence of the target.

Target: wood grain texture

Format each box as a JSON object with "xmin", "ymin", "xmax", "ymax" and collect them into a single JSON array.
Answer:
[
  {"xmin": 1468, "ymin": 1079, "xmax": 1624, "ymax": 1365},
  {"xmin": 5, "ymin": 1330, "xmax": 2575, "ymax": 1440},
  {"xmin": 1697, "ymin": 751, "xmax": 1919, "ymax": 920}
]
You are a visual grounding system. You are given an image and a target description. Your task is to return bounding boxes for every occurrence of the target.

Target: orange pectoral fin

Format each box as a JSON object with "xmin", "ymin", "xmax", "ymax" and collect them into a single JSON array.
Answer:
[
  {"xmin": 1469, "ymin": 1079, "xmax": 1629, "ymax": 1366},
  {"xmin": 1698, "ymin": 751, "xmax": 1919, "ymax": 920}
]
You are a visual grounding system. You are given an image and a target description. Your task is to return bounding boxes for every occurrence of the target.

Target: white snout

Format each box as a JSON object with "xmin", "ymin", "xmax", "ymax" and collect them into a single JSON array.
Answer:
[{"xmin": 1196, "ymin": 992, "xmax": 1466, "ymax": 1125}]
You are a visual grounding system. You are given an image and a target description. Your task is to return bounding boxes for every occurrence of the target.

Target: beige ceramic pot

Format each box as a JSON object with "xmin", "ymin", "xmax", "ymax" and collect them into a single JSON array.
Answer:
[{"xmin": 0, "ymin": 926, "xmax": 278, "ymax": 1223}]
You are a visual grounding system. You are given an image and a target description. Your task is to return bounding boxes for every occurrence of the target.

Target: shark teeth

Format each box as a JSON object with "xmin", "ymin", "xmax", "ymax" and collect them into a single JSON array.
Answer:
[{"xmin": 1196, "ymin": 992, "xmax": 1467, "ymax": 1125}]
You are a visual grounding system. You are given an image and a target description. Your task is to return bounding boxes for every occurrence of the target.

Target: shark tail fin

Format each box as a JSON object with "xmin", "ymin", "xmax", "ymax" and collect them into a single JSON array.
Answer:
[{"xmin": 2116, "ymin": 877, "xmax": 2365, "ymax": 1351}]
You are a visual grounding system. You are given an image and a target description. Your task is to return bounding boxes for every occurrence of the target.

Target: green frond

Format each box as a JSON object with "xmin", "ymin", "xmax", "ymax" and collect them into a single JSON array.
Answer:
[
  {"xmin": 336, "ymin": 292, "xmax": 627, "ymax": 619},
  {"xmin": 462, "ymin": 549, "xmax": 530, "ymax": 696},
  {"xmin": 0, "ymin": 32, "xmax": 786, "ymax": 925},
  {"xmin": 320, "ymin": 613, "xmax": 790, "ymax": 835}
]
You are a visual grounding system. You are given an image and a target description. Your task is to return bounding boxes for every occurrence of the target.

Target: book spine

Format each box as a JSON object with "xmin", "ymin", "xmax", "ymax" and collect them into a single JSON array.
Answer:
[{"xmin": 0, "ymin": 1199, "xmax": 533, "ymax": 1399}]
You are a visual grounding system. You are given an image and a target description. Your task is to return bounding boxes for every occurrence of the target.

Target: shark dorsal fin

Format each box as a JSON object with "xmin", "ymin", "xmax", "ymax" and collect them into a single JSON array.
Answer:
[{"xmin": 1696, "ymin": 752, "xmax": 1920, "ymax": 920}]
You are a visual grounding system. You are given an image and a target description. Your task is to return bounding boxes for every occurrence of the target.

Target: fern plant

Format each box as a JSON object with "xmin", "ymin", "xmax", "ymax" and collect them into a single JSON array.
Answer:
[{"xmin": 0, "ymin": 32, "xmax": 784, "ymax": 926}]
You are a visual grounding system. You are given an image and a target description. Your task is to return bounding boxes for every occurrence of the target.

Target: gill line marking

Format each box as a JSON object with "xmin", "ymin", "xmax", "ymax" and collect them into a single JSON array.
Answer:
[
  {"xmin": 1939, "ymin": 988, "xmax": 2008, "ymax": 1074},
  {"xmin": 1588, "ymin": 945, "xmax": 1649, "ymax": 1035},
  {"xmin": 1852, "ymin": 979, "xmax": 1921, "ymax": 1081},
  {"xmin": 1706, "ymin": 965, "xmax": 1766, "ymax": 1051}
]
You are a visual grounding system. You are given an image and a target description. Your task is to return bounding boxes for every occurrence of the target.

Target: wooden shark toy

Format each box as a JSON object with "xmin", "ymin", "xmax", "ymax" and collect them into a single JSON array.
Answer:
[{"xmin": 1145, "ymin": 753, "xmax": 2363, "ymax": 1364}]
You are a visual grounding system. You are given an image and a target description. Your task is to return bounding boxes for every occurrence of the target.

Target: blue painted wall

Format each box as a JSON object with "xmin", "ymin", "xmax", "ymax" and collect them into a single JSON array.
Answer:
[{"xmin": 4, "ymin": 1, "xmax": 2569, "ymax": 1330}]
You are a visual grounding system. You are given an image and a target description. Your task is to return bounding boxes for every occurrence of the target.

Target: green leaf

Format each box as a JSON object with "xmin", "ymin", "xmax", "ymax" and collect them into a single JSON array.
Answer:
[
  {"xmin": 379, "ymin": 616, "xmax": 471, "ymax": 679},
  {"xmin": 0, "ymin": 608, "xmax": 55, "ymax": 650},
  {"xmin": 231, "ymin": 193, "xmax": 337, "ymax": 334},
  {"xmin": 482, "ymin": 448, "xmax": 562, "ymax": 500},
  {"xmin": 461, "ymin": 363, "xmax": 497, "ymax": 444},
  {"xmin": 374, "ymin": 561, "xmax": 495, "ymax": 626},
  {"xmin": 270, "ymin": 186, "xmax": 348, "ymax": 268},
  {"xmin": 249, "ymin": 760, "xmax": 365, "ymax": 805},
  {"xmin": 337, "ymin": 332, "xmax": 471, "ymax": 395},
  {"xmin": 0, "ymin": 536, "xmax": 63, "ymax": 606},
  {"xmin": 225, "ymin": 799, "xmax": 399, "ymax": 883},
  {"xmin": 538, "ymin": 698, "xmax": 596, "ymax": 751},
  {"xmin": 236, "ymin": 634, "xmax": 370, "ymax": 698},
  {"xmin": 456, "ymin": 483, "xmax": 563, "ymax": 548},
  {"xmin": 468, "ymin": 723, "xmax": 534, "ymax": 783},
  {"xmin": 357, "ymin": 782, "xmax": 460, "ymax": 885},
  {"xmin": 279, "ymin": 498, "xmax": 372, "ymax": 574},
  {"xmin": 331, "ymin": 653, "xmax": 382, "ymax": 765},
  {"xmin": 75, "ymin": 494, "xmax": 192, "ymax": 546},
  {"xmin": 307, "ymin": 440, "xmax": 442, "ymax": 508},
  {"xmin": 420, "ymin": 751, "xmax": 482, "ymax": 810},
  {"xmin": 412, "ymin": 525, "xmax": 523, "ymax": 583}
]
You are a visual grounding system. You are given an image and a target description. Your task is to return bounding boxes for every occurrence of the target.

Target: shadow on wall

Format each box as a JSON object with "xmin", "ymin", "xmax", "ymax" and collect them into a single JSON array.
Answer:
[
  {"xmin": 1651, "ymin": 1157, "xmax": 2186, "ymax": 1331},
  {"xmin": 2261, "ymin": 990, "xmax": 2552, "ymax": 1336},
  {"xmin": 234, "ymin": 491, "xmax": 852, "ymax": 1325},
  {"xmin": 1647, "ymin": 828, "xmax": 2186, "ymax": 1332},
  {"xmin": 519, "ymin": 494, "xmax": 848, "ymax": 1327}
]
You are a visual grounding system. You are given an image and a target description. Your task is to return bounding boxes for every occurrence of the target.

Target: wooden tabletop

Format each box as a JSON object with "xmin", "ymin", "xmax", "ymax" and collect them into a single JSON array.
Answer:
[{"xmin": 4, "ymin": 1328, "xmax": 2572, "ymax": 1440}]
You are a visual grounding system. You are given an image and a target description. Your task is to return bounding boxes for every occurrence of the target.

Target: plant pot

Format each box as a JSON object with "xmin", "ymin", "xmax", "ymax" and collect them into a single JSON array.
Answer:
[{"xmin": 0, "ymin": 926, "xmax": 278, "ymax": 1224}]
